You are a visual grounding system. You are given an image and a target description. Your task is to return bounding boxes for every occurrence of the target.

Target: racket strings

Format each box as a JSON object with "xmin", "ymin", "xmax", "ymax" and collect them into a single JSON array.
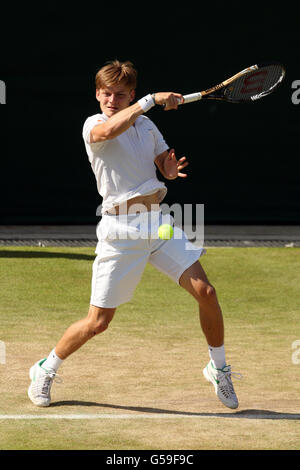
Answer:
[{"xmin": 226, "ymin": 65, "xmax": 284, "ymax": 102}]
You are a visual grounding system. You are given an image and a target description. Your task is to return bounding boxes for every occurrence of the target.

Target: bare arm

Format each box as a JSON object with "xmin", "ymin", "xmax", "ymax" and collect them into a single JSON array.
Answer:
[
  {"xmin": 90, "ymin": 92, "xmax": 184, "ymax": 143},
  {"xmin": 90, "ymin": 102, "xmax": 143, "ymax": 143}
]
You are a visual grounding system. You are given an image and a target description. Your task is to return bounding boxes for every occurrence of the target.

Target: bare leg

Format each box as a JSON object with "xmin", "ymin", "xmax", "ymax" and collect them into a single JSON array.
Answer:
[
  {"xmin": 55, "ymin": 305, "xmax": 116, "ymax": 360},
  {"xmin": 179, "ymin": 261, "xmax": 224, "ymax": 347}
]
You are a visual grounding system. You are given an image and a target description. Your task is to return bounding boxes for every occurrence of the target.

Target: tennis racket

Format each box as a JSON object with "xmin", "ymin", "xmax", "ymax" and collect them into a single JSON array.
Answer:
[{"xmin": 178, "ymin": 62, "xmax": 285, "ymax": 105}]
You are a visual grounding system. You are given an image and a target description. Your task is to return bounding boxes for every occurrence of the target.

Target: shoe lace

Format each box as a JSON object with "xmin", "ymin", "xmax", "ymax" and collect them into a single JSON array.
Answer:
[
  {"xmin": 217, "ymin": 365, "xmax": 243, "ymax": 395},
  {"xmin": 38, "ymin": 368, "xmax": 62, "ymax": 397}
]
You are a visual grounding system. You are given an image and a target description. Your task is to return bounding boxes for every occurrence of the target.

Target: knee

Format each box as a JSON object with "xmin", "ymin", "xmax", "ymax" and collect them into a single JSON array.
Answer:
[
  {"xmin": 86, "ymin": 318, "xmax": 111, "ymax": 337},
  {"xmin": 94, "ymin": 317, "xmax": 111, "ymax": 335},
  {"xmin": 196, "ymin": 282, "xmax": 217, "ymax": 304},
  {"xmin": 86, "ymin": 307, "xmax": 115, "ymax": 337}
]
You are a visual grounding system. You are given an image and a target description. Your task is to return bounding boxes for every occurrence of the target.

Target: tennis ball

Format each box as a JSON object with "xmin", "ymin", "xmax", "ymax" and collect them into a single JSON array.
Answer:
[{"xmin": 158, "ymin": 224, "xmax": 174, "ymax": 240}]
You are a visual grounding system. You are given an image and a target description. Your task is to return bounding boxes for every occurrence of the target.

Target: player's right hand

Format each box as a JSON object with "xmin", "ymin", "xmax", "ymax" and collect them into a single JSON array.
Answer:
[{"xmin": 154, "ymin": 92, "xmax": 184, "ymax": 110}]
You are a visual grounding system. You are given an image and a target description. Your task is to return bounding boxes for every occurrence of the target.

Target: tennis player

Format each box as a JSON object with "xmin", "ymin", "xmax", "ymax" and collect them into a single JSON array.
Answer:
[{"xmin": 28, "ymin": 60, "xmax": 241, "ymax": 409}]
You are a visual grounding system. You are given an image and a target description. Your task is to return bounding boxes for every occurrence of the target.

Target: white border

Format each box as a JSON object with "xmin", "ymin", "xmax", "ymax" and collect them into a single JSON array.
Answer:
[{"xmin": 0, "ymin": 412, "xmax": 299, "ymax": 420}]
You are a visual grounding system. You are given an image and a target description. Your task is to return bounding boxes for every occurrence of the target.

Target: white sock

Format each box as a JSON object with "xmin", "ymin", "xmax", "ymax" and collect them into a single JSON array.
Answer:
[
  {"xmin": 43, "ymin": 348, "xmax": 64, "ymax": 372},
  {"xmin": 208, "ymin": 344, "xmax": 226, "ymax": 370}
]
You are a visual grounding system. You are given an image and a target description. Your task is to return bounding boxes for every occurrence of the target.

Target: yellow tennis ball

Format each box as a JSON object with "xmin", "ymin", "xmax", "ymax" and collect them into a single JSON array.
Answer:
[{"xmin": 158, "ymin": 224, "xmax": 174, "ymax": 240}]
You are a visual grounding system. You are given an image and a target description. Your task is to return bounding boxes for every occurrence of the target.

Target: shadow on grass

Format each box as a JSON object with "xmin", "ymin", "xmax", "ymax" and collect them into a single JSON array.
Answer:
[
  {"xmin": 0, "ymin": 250, "xmax": 95, "ymax": 261},
  {"xmin": 51, "ymin": 401, "xmax": 300, "ymax": 420}
]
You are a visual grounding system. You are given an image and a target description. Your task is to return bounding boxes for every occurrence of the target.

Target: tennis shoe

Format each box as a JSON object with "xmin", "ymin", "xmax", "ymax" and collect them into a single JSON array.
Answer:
[
  {"xmin": 203, "ymin": 361, "xmax": 242, "ymax": 409},
  {"xmin": 28, "ymin": 358, "xmax": 60, "ymax": 407}
]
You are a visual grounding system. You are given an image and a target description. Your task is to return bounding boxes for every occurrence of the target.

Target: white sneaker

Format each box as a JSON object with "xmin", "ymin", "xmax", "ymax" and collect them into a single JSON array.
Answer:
[
  {"xmin": 28, "ymin": 358, "xmax": 59, "ymax": 407},
  {"xmin": 203, "ymin": 361, "xmax": 242, "ymax": 409}
]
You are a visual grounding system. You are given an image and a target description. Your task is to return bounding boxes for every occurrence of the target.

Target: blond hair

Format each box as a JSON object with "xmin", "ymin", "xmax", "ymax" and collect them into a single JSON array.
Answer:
[{"xmin": 95, "ymin": 60, "xmax": 137, "ymax": 90}]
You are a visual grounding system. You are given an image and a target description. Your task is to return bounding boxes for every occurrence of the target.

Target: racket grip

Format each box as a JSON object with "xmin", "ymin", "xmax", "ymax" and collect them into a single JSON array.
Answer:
[{"xmin": 179, "ymin": 92, "xmax": 202, "ymax": 105}]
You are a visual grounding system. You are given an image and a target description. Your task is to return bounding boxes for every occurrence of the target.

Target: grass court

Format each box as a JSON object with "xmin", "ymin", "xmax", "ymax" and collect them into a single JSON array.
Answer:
[{"xmin": 0, "ymin": 246, "xmax": 299, "ymax": 449}]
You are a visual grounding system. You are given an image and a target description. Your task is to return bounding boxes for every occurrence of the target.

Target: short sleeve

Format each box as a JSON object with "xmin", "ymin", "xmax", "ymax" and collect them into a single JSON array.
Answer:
[
  {"xmin": 82, "ymin": 114, "xmax": 105, "ymax": 144},
  {"xmin": 149, "ymin": 120, "xmax": 169, "ymax": 157}
]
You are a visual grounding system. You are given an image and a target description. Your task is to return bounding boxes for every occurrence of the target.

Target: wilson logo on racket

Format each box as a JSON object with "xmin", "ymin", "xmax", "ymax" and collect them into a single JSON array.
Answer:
[{"xmin": 240, "ymin": 70, "xmax": 268, "ymax": 94}]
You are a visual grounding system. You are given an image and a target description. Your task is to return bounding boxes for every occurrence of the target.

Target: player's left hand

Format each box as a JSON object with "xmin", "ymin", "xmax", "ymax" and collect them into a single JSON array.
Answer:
[{"xmin": 164, "ymin": 149, "xmax": 189, "ymax": 179}]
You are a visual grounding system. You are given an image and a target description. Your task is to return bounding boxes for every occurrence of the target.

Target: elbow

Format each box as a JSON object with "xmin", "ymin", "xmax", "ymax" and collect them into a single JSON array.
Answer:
[
  {"xmin": 91, "ymin": 125, "xmax": 114, "ymax": 143},
  {"xmin": 101, "ymin": 125, "xmax": 115, "ymax": 140}
]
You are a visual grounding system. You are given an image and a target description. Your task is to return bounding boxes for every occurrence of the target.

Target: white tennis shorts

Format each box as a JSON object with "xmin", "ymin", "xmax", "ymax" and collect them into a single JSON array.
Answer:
[{"xmin": 90, "ymin": 211, "xmax": 205, "ymax": 308}]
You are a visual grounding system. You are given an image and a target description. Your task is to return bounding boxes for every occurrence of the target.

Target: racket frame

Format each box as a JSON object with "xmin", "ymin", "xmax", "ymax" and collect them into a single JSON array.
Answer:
[{"xmin": 179, "ymin": 62, "xmax": 285, "ymax": 105}]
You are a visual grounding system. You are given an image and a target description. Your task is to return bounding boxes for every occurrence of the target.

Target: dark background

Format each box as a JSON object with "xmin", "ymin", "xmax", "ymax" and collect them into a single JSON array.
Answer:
[{"xmin": 0, "ymin": 4, "xmax": 299, "ymax": 225}]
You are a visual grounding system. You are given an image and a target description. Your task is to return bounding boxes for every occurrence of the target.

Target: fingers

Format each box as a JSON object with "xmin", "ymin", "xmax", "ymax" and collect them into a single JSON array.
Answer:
[
  {"xmin": 177, "ymin": 162, "xmax": 189, "ymax": 177},
  {"xmin": 168, "ymin": 148, "xmax": 176, "ymax": 160},
  {"xmin": 177, "ymin": 156, "xmax": 189, "ymax": 177},
  {"xmin": 174, "ymin": 93, "xmax": 184, "ymax": 105},
  {"xmin": 178, "ymin": 162, "xmax": 189, "ymax": 170},
  {"xmin": 166, "ymin": 149, "xmax": 189, "ymax": 178},
  {"xmin": 164, "ymin": 93, "xmax": 183, "ymax": 110},
  {"xmin": 154, "ymin": 92, "xmax": 183, "ymax": 110},
  {"xmin": 168, "ymin": 151, "xmax": 189, "ymax": 167},
  {"xmin": 176, "ymin": 156, "xmax": 188, "ymax": 167}
]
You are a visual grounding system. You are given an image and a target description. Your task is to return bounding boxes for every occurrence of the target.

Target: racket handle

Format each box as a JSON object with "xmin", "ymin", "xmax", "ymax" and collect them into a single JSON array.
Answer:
[{"xmin": 179, "ymin": 92, "xmax": 202, "ymax": 105}]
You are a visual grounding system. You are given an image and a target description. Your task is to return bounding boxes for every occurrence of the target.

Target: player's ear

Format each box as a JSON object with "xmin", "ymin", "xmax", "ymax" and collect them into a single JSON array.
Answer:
[
  {"xmin": 96, "ymin": 89, "xmax": 101, "ymax": 102},
  {"xmin": 130, "ymin": 89, "xmax": 135, "ymax": 102}
]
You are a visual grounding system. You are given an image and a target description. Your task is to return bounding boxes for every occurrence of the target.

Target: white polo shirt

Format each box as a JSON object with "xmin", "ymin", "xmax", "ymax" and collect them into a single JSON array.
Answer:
[{"xmin": 82, "ymin": 112, "xmax": 169, "ymax": 214}]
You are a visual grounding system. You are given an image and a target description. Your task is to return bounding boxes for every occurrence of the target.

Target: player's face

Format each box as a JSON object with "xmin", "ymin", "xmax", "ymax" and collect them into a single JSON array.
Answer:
[{"xmin": 96, "ymin": 84, "xmax": 135, "ymax": 117}]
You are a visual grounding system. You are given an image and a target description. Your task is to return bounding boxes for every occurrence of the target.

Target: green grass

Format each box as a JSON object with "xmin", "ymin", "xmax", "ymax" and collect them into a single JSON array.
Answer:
[{"xmin": 0, "ymin": 246, "xmax": 300, "ymax": 450}]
